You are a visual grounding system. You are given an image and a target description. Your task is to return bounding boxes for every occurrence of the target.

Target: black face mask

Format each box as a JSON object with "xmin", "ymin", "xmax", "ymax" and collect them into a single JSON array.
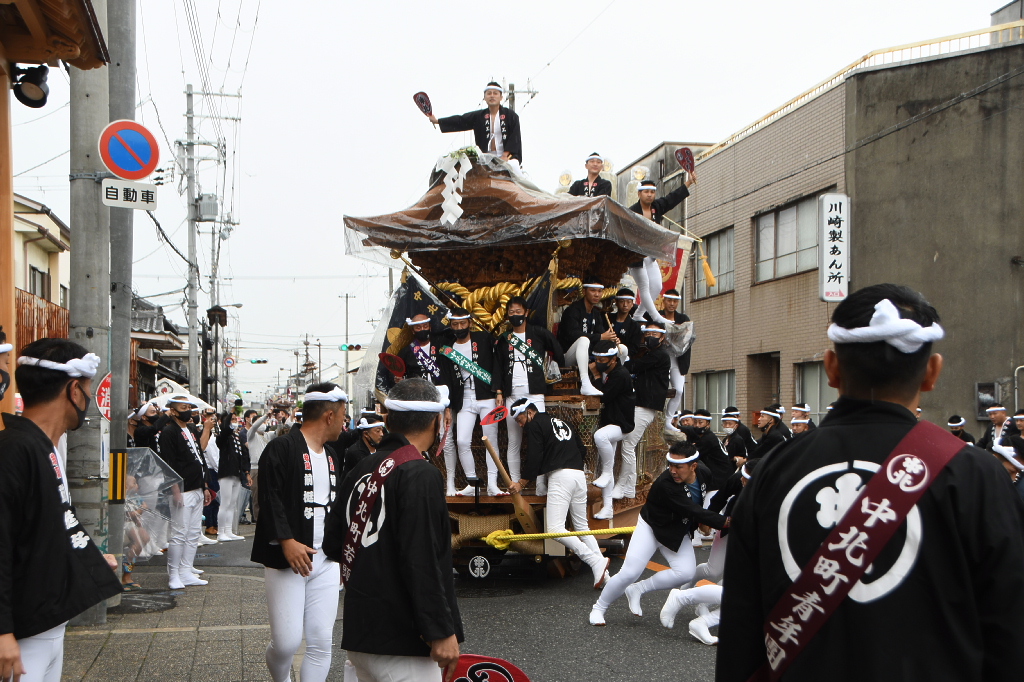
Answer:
[
  {"xmin": 0, "ymin": 369, "xmax": 8, "ymax": 401},
  {"xmin": 174, "ymin": 408, "xmax": 192, "ymax": 423},
  {"xmin": 594, "ymin": 361, "xmax": 610, "ymax": 374},
  {"xmin": 454, "ymin": 327, "xmax": 471, "ymax": 340},
  {"xmin": 509, "ymin": 314, "xmax": 527, "ymax": 328},
  {"xmin": 414, "ymin": 329, "xmax": 431, "ymax": 342},
  {"xmin": 645, "ymin": 337, "xmax": 662, "ymax": 350},
  {"xmin": 67, "ymin": 382, "xmax": 89, "ymax": 431}
]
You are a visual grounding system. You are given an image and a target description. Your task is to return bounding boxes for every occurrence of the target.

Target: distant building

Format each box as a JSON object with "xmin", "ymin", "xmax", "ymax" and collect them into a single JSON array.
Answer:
[
  {"xmin": 13, "ymin": 193, "xmax": 71, "ymax": 349},
  {"xmin": 131, "ymin": 296, "xmax": 185, "ymax": 406}
]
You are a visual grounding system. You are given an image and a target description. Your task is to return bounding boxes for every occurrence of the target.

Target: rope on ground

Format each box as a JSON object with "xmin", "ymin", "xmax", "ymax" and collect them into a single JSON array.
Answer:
[{"xmin": 484, "ymin": 527, "xmax": 636, "ymax": 550}]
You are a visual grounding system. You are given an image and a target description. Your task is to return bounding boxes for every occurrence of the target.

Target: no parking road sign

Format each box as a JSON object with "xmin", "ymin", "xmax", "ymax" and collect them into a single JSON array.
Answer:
[{"xmin": 98, "ymin": 120, "xmax": 160, "ymax": 180}]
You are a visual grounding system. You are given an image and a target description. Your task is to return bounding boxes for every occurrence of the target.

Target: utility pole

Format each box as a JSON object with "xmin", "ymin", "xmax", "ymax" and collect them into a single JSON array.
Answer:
[
  {"xmin": 105, "ymin": 0, "xmax": 136, "ymax": 609},
  {"xmin": 317, "ymin": 339, "xmax": 322, "ymax": 383},
  {"xmin": 67, "ymin": 0, "xmax": 110, "ymax": 625},
  {"xmin": 506, "ymin": 81, "xmax": 538, "ymax": 112},
  {"xmin": 185, "ymin": 85, "xmax": 199, "ymax": 394},
  {"xmin": 339, "ymin": 293, "xmax": 356, "ymax": 397}
]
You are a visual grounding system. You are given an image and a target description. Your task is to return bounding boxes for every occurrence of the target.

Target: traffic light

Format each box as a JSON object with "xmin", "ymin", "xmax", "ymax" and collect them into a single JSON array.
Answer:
[
  {"xmin": 338, "ymin": 344, "xmax": 362, "ymax": 351},
  {"xmin": 249, "ymin": 358, "xmax": 268, "ymax": 364}
]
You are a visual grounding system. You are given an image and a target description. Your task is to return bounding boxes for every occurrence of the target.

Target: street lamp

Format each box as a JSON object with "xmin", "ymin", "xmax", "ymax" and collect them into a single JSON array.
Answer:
[{"xmin": 12, "ymin": 65, "xmax": 49, "ymax": 108}]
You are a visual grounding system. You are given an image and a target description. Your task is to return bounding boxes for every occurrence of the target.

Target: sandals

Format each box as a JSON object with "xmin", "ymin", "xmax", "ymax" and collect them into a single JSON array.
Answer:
[{"xmin": 121, "ymin": 581, "xmax": 143, "ymax": 591}]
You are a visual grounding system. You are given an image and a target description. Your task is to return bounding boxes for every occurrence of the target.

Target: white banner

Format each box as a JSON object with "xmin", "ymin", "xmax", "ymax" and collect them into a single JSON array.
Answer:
[{"xmin": 818, "ymin": 193, "xmax": 850, "ymax": 302}]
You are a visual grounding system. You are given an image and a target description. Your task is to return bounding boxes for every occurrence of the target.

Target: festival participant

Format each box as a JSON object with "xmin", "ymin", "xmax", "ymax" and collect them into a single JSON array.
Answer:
[
  {"xmin": 947, "ymin": 415, "xmax": 976, "ymax": 444},
  {"xmin": 978, "ymin": 403, "xmax": 1019, "ymax": 451},
  {"xmin": 344, "ymin": 414, "xmax": 384, "ymax": 478},
  {"xmin": 655, "ymin": 289, "xmax": 693, "ymax": 419},
  {"xmin": 722, "ymin": 414, "xmax": 749, "ymax": 466},
  {"xmin": 617, "ymin": 323, "xmax": 670, "ymax": 500},
  {"xmin": 507, "ymin": 399, "xmax": 611, "ymax": 590},
  {"xmin": 748, "ymin": 403, "xmax": 788, "ymax": 459},
  {"xmin": 724, "ymin": 406, "xmax": 759, "ymax": 453},
  {"xmin": 247, "ymin": 410, "xmax": 281, "ymax": 522},
  {"xmin": 610, "ymin": 288, "xmax": 642, "ymax": 359},
  {"xmin": 590, "ymin": 441, "xmax": 727, "ymax": 626},
  {"xmin": 0, "ymin": 340, "xmax": 121, "ymax": 682},
  {"xmin": 495, "ymin": 296, "xmax": 564, "ymax": 492},
  {"xmin": 0, "ymin": 326, "xmax": 10, "ymax": 401},
  {"xmin": 590, "ymin": 340, "xmax": 636, "ymax": 520},
  {"xmin": 439, "ymin": 307, "xmax": 504, "ymax": 496},
  {"xmin": 215, "ymin": 412, "xmax": 250, "ymax": 542},
  {"xmin": 325, "ymin": 379, "xmax": 463, "ymax": 682},
  {"xmin": 717, "ymin": 284, "xmax": 1024, "ymax": 682},
  {"xmin": 691, "ymin": 409, "xmax": 733, "ymax": 489},
  {"xmin": 790, "ymin": 418, "xmax": 810, "ymax": 435},
  {"xmin": 557, "ymin": 278, "xmax": 622, "ymax": 396},
  {"xmin": 158, "ymin": 394, "xmax": 215, "ymax": 589},
  {"xmin": 429, "ymin": 82, "xmax": 522, "ymax": 163},
  {"xmin": 252, "ymin": 383, "xmax": 347, "ymax": 682},
  {"xmin": 791, "ymin": 403, "xmax": 817, "ymax": 430},
  {"xmin": 568, "ymin": 153, "xmax": 612, "ymax": 197}
]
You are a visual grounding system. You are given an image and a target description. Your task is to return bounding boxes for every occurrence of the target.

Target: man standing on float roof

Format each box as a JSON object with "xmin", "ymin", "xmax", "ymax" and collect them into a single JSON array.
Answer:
[
  {"xmin": 569, "ymin": 153, "xmax": 612, "ymax": 197},
  {"xmin": 429, "ymin": 82, "xmax": 523, "ymax": 164}
]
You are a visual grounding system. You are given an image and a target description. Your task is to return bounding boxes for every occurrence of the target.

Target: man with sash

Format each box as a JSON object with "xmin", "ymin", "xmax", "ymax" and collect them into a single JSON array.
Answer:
[
  {"xmin": 429, "ymin": 82, "xmax": 523, "ymax": 164},
  {"xmin": 0, "ymin": 340, "xmax": 121, "ymax": 682},
  {"xmin": 568, "ymin": 152, "xmax": 612, "ymax": 197},
  {"xmin": 978, "ymin": 402, "xmax": 1019, "ymax": 451},
  {"xmin": 438, "ymin": 307, "xmax": 505, "ymax": 496},
  {"xmin": 252, "ymin": 383, "xmax": 347, "ymax": 682},
  {"xmin": 717, "ymin": 284, "xmax": 1024, "ymax": 681},
  {"xmin": 325, "ymin": 379, "xmax": 463, "ymax": 682},
  {"xmin": 496, "ymin": 296, "xmax": 564, "ymax": 490},
  {"xmin": 557, "ymin": 277, "xmax": 624, "ymax": 396}
]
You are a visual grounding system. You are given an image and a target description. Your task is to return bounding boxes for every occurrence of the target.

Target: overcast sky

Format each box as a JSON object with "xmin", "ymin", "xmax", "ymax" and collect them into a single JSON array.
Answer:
[{"xmin": 10, "ymin": 0, "xmax": 995, "ymax": 398}]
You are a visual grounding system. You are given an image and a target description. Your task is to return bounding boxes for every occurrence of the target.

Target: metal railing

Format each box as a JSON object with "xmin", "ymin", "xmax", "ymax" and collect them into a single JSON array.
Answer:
[
  {"xmin": 16, "ymin": 288, "xmax": 69, "ymax": 349},
  {"xmin": 695, "ymin": 19, "xmax": 1024, "ymax": 164}
]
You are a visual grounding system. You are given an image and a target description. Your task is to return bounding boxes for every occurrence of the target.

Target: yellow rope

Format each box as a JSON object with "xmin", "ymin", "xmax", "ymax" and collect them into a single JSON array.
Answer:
[{"xmin": 484, "ymin": 527, "xmax": 636, "ymax": 551}]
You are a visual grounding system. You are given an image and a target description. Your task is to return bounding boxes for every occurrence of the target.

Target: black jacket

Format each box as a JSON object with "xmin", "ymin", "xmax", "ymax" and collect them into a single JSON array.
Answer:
[
  {"xmin": 693, "ymin": 427, "xmax": 734, "ymax": 489},
  {"xmin": 437, "ymin": 330, "xmax": 499, "ymax": 410},
  {"xmin": 724, "ymin": 432, "xmax": 750, "ymax": 462},
  {"xmin": 398, "ymin": 340, "xmax": 458, "ymax": 391},
  {"xmin": 216, "ymin": 427, "xmax": 250, "ymax": 478},
  {"xmin": 595, "ymin": 363, "xmax": 635, "ymax": 433},
  {"xmin": 557, "ymin": 299, "xmax": 609, "ymax": 353},
  {"xmin": 978, "ymin": 420, "xmax": 1020, "ymax": 451},
  {"xmin": 251, "ymin": 428, "xmax": 341, "ymax": 570},
  {"xmin": 733, "ymin": 421, "xmax": 759, "ymax": 453},
  {"xmin": 953, "ymin": 429, "xmax": 977, "ymax": 445},
  {"xmin": 717, "ymin": 397, "xmax": 1024, "ymax": 682},
  {"xmin": 612, "ymin": 314, "xmax": 643, "ymax": 360},
  {"xmin": 327, "ymin": 428, "xmax": 361, "ymax": 459},
  {"xmin": 629, "ymin": 184, "xmax": 690, "ymax": 225},
  {"xmin": 495, "ymin": 325, "xmax": 564, "ymax": 395},
  {"xmin": 325, "ymin": 434, "xmax": 464, "ymax": 656},
  {"xmin": 522, "ymin": 413, "xmax": 588, "ymax": 481},
  {"xmin": 749, "ymin": 423, "xmax": 787, "ymax": 460},
  {"xmin": 628, "ymin": 345, "xmax": 671, "ymax": 411},
  {"xmin": 568, "ymin": 177, "xmax": 612, "ymax": 197},
  {"xmin": 640, "ymin": 465, "xmax": 727, "ymax": 552},
  {"xmin": 134, "ymin": 413, "xmax": 169, "ymax": 451},
  {"xmin": 438, "ymin": 106, "xmax": 522, "ymax": 162},
  {"xmin": 157, "ymin": 420, "xmax": 209, "ymax": 492},
  {"xmin": 343, "ymin": 437, "xmax": 374, "ymax": 479},
  {"xmin": 0, "ymin": 414, "xmax": 122, "ymax": 638}
]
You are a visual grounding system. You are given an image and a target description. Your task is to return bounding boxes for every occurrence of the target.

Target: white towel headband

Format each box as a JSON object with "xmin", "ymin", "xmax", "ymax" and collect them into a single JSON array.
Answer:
[
  {"xmin": 385, "ymin": 385, "xmax": 450, "ymax": 413},
  {"xmin": 666, "ymin": 451, "xmax": 699, "ymax": 464},
  {"xmin": 827, "ymin": 299, "xmax": 944, "ymax": 353},
  {"xmin": 17, "ymin": 352, "xmax": 101, "ymax": 378},
  {"xmin": 304, "ymin": 387, "xmax": 349, "ymax": 403}
]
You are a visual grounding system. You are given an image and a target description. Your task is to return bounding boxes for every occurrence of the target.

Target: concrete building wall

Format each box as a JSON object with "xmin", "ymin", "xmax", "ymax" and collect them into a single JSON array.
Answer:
[
  {"xmin": 684, "ymin": 85, "xmax": 846, "ymax": 419},
  {"xmin": 845, "ymin": 42, "xmax": 1024, "ymax": 427}
]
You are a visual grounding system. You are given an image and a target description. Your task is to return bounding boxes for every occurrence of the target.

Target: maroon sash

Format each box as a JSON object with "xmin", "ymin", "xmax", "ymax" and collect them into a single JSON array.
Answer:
[
  {"xmin": 751, "ymin": 421, "xmax": 966, "ymax": 680},
  {"xmin": 338, "ymin": 444, "xmax": 423, "ymax": 586}
]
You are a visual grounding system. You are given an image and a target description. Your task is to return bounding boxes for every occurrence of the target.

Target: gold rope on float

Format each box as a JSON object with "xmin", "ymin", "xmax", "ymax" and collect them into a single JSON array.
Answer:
[
  {"xmin": 484, "ymin": 527, "xmax": 637, "ymax": 551},
  {"xmin": 432, "ymin": 277, "xmax": 584, "ymax": 330}
]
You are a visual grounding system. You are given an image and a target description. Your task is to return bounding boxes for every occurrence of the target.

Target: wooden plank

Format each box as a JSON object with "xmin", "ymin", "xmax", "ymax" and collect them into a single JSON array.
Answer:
[
  {"xmin": 0, "ymin": 57, "xmax": 15, "ymax": 416},
  {"xmin": 13, "ymin": 0, "xmax": 50, "ymax": 43}
]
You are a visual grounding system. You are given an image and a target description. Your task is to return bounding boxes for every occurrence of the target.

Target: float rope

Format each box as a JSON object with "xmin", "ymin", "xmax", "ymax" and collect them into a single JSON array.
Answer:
[{"xmin": 484, "ymin": 527, "xmax": 636, "ymax": 551}]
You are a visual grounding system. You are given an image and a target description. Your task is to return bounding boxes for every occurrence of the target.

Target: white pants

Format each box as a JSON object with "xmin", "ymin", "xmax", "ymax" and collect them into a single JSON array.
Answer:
[
  {"xmin": 505, "ymin": 387, "xmax": 544, "ymax": 483},
  {"xmin": 545, "ymin": 469, "xmax": 602, "ymax": 567},
  {"xmin": 629, "ymin": 258, "xmax": 670, "ymax": 324},
  {"xmin": 16, "ymin": 623, "xmax": 65, "ymax": 682},
  {"xmin": 453, "ymin": 396, "xmax": 498, "ymax": 481},
  {"xmin": 219, "ymin": 475, "xmax": 242, "ymax": 537},
  {"xmin": 347, "ymin": 652, "xmax": 441, "ymax": 682},
  {"xmin": 666, "ymin": 362, "xmax": 686, "ymax": 420},
  {"xmin": 618, "ymin": 408, "xmax": 658, "ymax": 497},
  {"xmin": 673, "ymin": 583, "xmax": 723, "ymax": 624},
  {"xmin": 593, "ymin": 424, "xmax": 624, "ymax": 509},
  {"xmin": 167, "ymin": 488, "xmax": 204, "ymax": 579},
  {"xmin": 596, "ymin": 517, "xmax": 696, "ymax": 610},
  {"xmin": 693, "ymin": 531, "xmax": 728, "ymax": 583},
  {"xmin": 567, "ymin": 338, "xmax": 629, "ymax": 394},
  {"xmin": 264, "ymin": 552, "xmax": 340, "ymax": 682}
]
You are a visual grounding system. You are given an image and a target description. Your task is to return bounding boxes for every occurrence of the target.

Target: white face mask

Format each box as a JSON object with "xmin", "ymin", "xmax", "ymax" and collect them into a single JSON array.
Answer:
[
  {"xmin": 230, "ymin": 422, "xmax": 239, "ymax": 431},
  {"xmin": 723, "ymin": 427, "xmax": 736, "ymax": 435}
]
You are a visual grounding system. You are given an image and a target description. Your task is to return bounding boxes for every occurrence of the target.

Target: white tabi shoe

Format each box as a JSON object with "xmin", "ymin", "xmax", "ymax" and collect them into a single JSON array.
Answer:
[
  {"xmin": 691, "ymin": 532, "xmax": 705, "ymax": 548},
  {"xmin": 190, "ymin": 567, "xmax": 204, "ymax": 575},
  {"xmin": 689, "ymin": 616, "xmax": 719, "ymax": 645},
  {"xmin": 589, "ymin": 607, "xmax": 607, "ymax": 626},
  {"xmin": 593, "ymin": 504, "xmax": 614, "ymax": 520},
  {"xmin": 660, "ymin": 589, "xmax": 683, "ymax": 629},
  {"xmin": 592, "ymin": 473, "xmax": 613, "ymax": 489},
  {"xmin": 168, "ymin": 572, "xmax": 185, "ymax": 591},
  {"xmin": 218, "ymin": 535, "xmax": 237, "ymax": 542},
  {"xmin": 198, "ymin": 535, "xmax": 218, "ymax": 545},
  {"xmin": 592, "ymin": 557, "xmax": 611, "ymax": 589},
  {"xmin": 180, "ymin": 574, "xmax": 208, "ymax": 587},
  {"xmin": 611, "ymin": 484, "xmax": 625, "ymax": 500},
  {"xmin": 487, "ymin": 487, "xmax": 510, "ymax": 497},
  {"xmin": 226, "ymin": 533, "xmax": 245, "ymax": 541},
  {"xmin": 624, "ymin": 583, "xmax": 643, "ymax": 617},
  {"xmin": 455, "ymin": 485, "xmax": 476, "ymax": 496}
]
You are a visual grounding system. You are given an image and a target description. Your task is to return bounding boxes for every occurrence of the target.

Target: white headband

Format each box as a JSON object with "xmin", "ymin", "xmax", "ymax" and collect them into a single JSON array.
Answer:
[
  {"xmin": 591, "ymin": 348, "xmax": 618, "ymax": 358},
  {"xmin": 0, "ymin": 343, "xmax": 12, "ymax": 354},
  {"xmin": 448, "ymin": 314, "xmax": 471, "ymax": 321},
  {"xmin": 385, "ymin": 384, "xmax": 450, "ymax": 413},
  {"xmin": 583, "ymin": 283, "xmax": 604, "ymax": 289},
  {"xmin": 994, "ymin": 444, "xmax": 1024, "ymax": 470},
  {"xmin": 826, "ymin": 405, "xmax": 835, "ymax": 411},
  {"xmin": 678, "ymin": 412, "xmax": 694, "ymax": 419},
  {"xmin": 662, "ymin": 294, "xmax": 681, "ymax": 300},
  {"xmin": 357, "ymin": 417, "xmax": 383, "ymax": 429},
  {"xmin": 406, "ymin": 317, "xmax": 430, "ymax": 326},
  {"xmin": 762, "ymin": 410, "xmax": 783, "ymax": 419},
  {"xmin": 723, "ymin": 411, "xmax": 740, "ymax": 417},
  {"xmin": 167, "ymin": 394, "xmax": 198, "ymax": 407},
  {"xmin": 791, "ymin": 419, "xmax": 809, "ymax": 424},
  {"xmin": 510, "ymin": 400, "xmax": 535, "ymax": 418},
  {"xmin": 947, "ymin": 418, "xmax": 966, "ymax": 427},
  {"xmin": 17, "ymin": 352, "xmax": 101, "ymax": 378},
  {"xmin": 667, "ymin": 451, "xmax": 699, "ymax": 464},
  {"xmin": 827, "ymin": 299, "xmax": 944, "ymax": 354},
  {"xmin": 722, "ymin": 416, "xmax": 739, "ymax": 422},
  {"xmin": 693, "ymin": 414, "xmax": 712, "ymax": 422},
  {"xmin": 741, "ymin": 465, "xmax": 752, "ymax": 480},
  {"xmin": 484, "ymin": 84, "xmax": 505, "ymax": 94},
  {"xmin": 986, "ymin": 406, "xmax": 1006, "ymax": 413},
  {"xmin": 639, "ymin": 183, "xmax": 657, "ymax": 191},
  {"xmin": 640, "ymin": 326, "xmax": 665, "ymax": 333},
  {"xmin": 615, "ymin": 295, "xmax": 635, "ymax": 300},
  {"xmin": 792, "ymin": 405, "xmax": 810, "ymax": 413},
  {"xmin": 135, "ymin": 401, "xmax": 156, "ymax": 419},
  {"xmin": 304, "ymin": 387, "xmax": 349, "ymax": 403},
  {"xmin": 587, "ymin": 155, "xmax": 603, "ymax": 162}
]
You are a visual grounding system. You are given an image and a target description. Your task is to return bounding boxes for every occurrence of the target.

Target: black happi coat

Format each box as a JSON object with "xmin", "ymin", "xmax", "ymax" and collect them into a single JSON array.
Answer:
[
  {"xmin": 522, "ymin": 412, "xmax": 588, "ymax": 481},
  {"xmin": 733, "ymin": 420, "xmax": 759, "ymax": 453},
  {"xmin": 327, "ymin": 428, "xmax": 361, "ymax": 460},
  {"xmin": 953, "ymin": 429, "xmax": 977, "ymax": 445},
  {"xmin": 251, "ymin": 427, "xmax": 341, "ymax": 570},
  {"xmin": 717, "ymin": 397, "xmax": 1024, "ymax": 682},
  {"xmin": 134, "ymin": 413, "xmax": 169, "ymax": 451},
  {"xmin": 157, "ymin": 419, "xmax": 208, "ymax": 492},
  {"xmin": 216, "ymin": 427, "xmax": 251, "ymax": 479},
  {"xmin": 437, "ymin": 329, "xmax": 499, "ymax": 413},
  {"xmin": 398, "ymin": 340, "xmax": 458, "ymax": 392},
  {"xmin": 749, "ymin": 423, "xmax": 787, "ymax": 460},
  {"xmin": 724, "ymin": 431, "xmax": 750, "ymax": 462},
  {"xmin": 629, "ymin": 184, "xmax": 690, "ymax": 225},
  {"xmin": 978, "ymin": 420, "xmax": 1020, "ymax": 451},
  {"xmin": 640, "ymin": 465, "xmax": 727, "ymax": 552},
  {"xmin": 495, "ymin": 324, "xmax": 564, "ymax": 395},
  {"xmin": 0, "ymin": 415, "xmax": 122, "ymax": 639},
  {"xmin": 568, "ymin": 177, "xmax": 612, "ymax": 197},
  {"xmin": 325, "ymin": 434, "xmax": 464, "ymax": 656},
  {"xmin": 693, "ymin": 427, "xmax": 734, "ymax": 489},
  {"xmin": 628, "ymin": 344, "xmax": 671, "ymax": 411},
  {"xmin": 594, "ymin": 364, "xmax": 636, "ymax": 434},
  {"xmin": 557, "ymin": 299, "xmax": 609, "ymax": 353},
  {"xmin": 612, "ymin": 314, "xmax": 643, "ymax": 359},
  {"xmin": 437, "ymin": 106, "xmax": 523, "ymax": 162},
  {"xmin": 343, "ymin": 437, "xmax": 374, "ymax": 479}
]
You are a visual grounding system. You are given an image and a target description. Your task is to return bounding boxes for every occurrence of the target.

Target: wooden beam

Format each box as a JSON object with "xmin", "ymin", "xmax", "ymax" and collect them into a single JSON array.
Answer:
[
  {"xmin": 12, "ymin": 0, "xmax": 49, "ymax": 44},
  {"xmin": 0, "ymin": 53, "xmax": 16, "ymax": 416},
  {"xmin": 0, "ymin": 33, "xmax": 80, "ymax": 64}
]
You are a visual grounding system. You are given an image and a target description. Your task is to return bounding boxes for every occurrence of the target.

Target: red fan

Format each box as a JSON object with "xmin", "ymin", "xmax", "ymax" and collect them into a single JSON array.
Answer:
[
  {"xmin": 452, "ymin": 655, "xmax": 530, "ymax": 682},
  {"xmin": 413, "ymin": 91, "xmax": 433, "ymax": 116},
  {"xmin": 674, "ymin": 147, "xmax": 695, "ymax": 173},
  {"xmin": 378, "ymin": 352, "xmax": 406, "ymax": 378},
  {"xmin": 481, "ymin": 406, "xmax": 509, "ymax": 426}
]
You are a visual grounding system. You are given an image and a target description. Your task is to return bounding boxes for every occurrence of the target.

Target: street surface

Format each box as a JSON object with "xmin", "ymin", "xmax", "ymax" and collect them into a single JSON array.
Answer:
[{"xmin": 64, "ymin": 524, "xmax": 718, "ymax": 681}]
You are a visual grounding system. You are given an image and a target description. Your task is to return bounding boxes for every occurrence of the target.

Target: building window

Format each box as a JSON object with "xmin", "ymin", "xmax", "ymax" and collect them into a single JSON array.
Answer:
[
  {"xmin": 796, "ymin": 362, "xmax": 839, "ymax": 424},
  {"xmin": 28, "ymin": 266, "xmax": 50, "ymax": 300},
  {"xmin": 693, "ymin": 370, "xmax": 736, "ymax": 432},
  {"xmin": 755, "ymin": 195, "xmax": 819, "ymax": 282},
  {"xmin": 59, "ymin": 285, "xmax": 69, "ymax": 309},
  {"xmin": 695, "ymin": 228, "xmax": 734, "ymax": 298}
]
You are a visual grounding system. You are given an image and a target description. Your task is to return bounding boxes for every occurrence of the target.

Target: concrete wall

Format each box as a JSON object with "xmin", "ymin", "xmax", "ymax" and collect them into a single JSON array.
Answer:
[
  {"xmin": 992, "ymin": 1, "xmax": 1023, "ymax": 25},
  {"xmin": 845, "ymin": 42, "xmax": 1024, "ymax": 427}
]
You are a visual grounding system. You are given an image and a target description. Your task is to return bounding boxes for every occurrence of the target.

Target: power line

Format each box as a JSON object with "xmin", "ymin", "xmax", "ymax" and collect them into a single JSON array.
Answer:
[
  {"xmin": 528, "ymin": 0, "xmax": 617, "ymax": 83},
  {"xmin": 14, "ymin": 150, "xmax": 69, "ymax": 176},
  {"xmin": 146, "ymin": 210, "xmax": 195, "ymax": 269},
  {"xmin": 14, "ymin": 101, "xmax": 69, "ymax": 126}
]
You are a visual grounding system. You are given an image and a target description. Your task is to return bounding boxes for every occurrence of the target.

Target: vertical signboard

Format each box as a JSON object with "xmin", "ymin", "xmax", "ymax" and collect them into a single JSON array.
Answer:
[{"xmin": 819, "ymin": 194, "xmax": 850, "ymax": 302}]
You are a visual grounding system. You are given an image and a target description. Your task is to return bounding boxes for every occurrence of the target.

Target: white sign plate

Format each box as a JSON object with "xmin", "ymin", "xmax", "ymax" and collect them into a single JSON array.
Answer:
[
  {"xmin": 101, "ymin": 178, "xmax": 158, "ymax": 210},
  {"xmin": 818, "ymin": 193, "xmax": 850, "ymax": 302}
]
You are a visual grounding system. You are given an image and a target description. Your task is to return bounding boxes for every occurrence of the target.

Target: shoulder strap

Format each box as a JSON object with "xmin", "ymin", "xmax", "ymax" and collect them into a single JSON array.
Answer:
[
  {"xmin": 337, "ymin": 443, "xmax": 423, "ymax": 586},
  {"xmin": 751, "ymin": 421, "xmax": 966, "ymax": 681}
]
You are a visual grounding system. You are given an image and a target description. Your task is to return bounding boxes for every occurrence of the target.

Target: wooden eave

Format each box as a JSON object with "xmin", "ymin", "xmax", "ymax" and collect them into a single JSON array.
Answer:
[{"xmin": 0, "ymin": 0, "xmax": 108, "ymax": 69}]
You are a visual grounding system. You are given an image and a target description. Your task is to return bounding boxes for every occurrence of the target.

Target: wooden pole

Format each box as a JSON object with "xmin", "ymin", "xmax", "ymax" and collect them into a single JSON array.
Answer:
[{"xmin": 0, "ymin": 51, "xmax": 16, "ymax": 416}]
